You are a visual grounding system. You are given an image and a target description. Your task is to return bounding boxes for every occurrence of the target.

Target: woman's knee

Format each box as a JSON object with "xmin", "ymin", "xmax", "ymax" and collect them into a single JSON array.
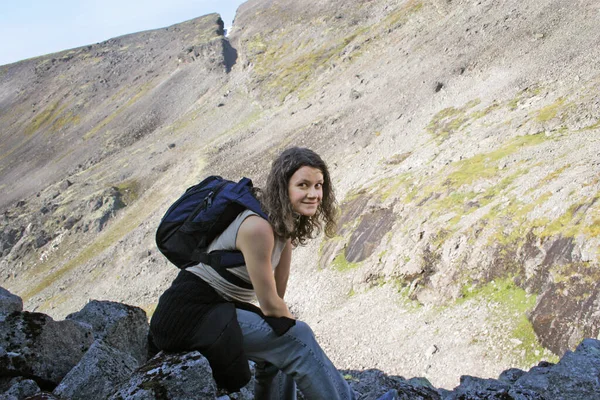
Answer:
[{"xmin": 287, "ymin": 320, "xmax": 317, "ymax": 344}]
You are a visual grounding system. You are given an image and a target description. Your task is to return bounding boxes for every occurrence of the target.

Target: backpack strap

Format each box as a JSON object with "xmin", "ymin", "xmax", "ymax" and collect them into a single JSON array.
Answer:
[{"xmin": 192, "ymin": 249, "xmax": 254, "ymax": 290}]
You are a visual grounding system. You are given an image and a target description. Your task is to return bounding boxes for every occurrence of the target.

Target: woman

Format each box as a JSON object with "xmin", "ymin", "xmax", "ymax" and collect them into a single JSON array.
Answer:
[{"xmin": 150, "ymin": 147, "xmax": 355, "ymax": 399}]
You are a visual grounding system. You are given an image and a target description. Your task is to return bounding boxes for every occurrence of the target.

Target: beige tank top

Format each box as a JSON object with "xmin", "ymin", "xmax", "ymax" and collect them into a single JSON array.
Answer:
[{"xmin": 186, "ymin": 209, "xmax": 287, "ymax": 303}]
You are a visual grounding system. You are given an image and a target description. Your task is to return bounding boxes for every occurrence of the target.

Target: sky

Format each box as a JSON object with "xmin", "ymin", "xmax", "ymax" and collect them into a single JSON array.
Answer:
[{"xmin": 0, "ymin": 0, "xmax": 247, "ymax": 66}]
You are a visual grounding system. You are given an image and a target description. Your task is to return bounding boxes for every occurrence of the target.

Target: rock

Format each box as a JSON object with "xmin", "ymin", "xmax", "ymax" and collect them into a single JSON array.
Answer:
[
  {"xmin": 0, "ymin": 377, "xmax": 41, "ymax": 400},
  {"xmin": 511, "ymin": 338, "xmax": 600, "ymax": 399},
  {"xmin": 88, "ymin": 197, "xmax": 104, "ymax": 212},
  {"xmin": 407, "ymin": 377, "xmax": 436, "ymax": 390},
  {"xmin": 343, "ymin": 369, "xmax": 441, "ymax": 400},
  {"xmin": 375, "ymin": 389, "xmax": 399, "ymax": 400},
  {"xmin": 63, "ymin": 215, "xmax": 80, "ymax": 230},
  {"xmin": 498, "ymin": 368, "xmax": 526, "ymax": 384},
  {"xmin": 59, "ymin": 180, "xmax": 73, "ymax": 191},
  {"xmin": 445, "ymin": 376, "xmax": 511, "ymax": 399},
  {"xmin": 392, "ymin": 380, "xmax": 441, "ymax": 400},
  {"xmin": 425, "ymin": 344, "xmax": 439, "ymax": 359},
  {"xmin": 93, "ymin": 188, "xmax": 127, "ymax": 232},
  {"xmin": 0, "ymin": 311, "xmax": 94, "ymax": 388},
  {"xmin": 110, "ymin": 351, "xmax": 217, "ymax": 400},
  {"xmin": 0, "ymin": 287, "xmax": 23, "ymax": 321},
  {"xmin": 66, "ymin": 300, "xmax": 149, "ymax": 364},
  {"xmin": 442, "ymin": 339, "xmax": 600, "ymax": 399},
  {"xmin": 0, "ymin": 227, "xmax": 24, "ymax": 256},
  {"xmin": 529, "ymin": 258, "xmax": 600, "ymax": 355},
  {"xmin": 34, "ymin": 231, "xmax": 50, "ymax": 249},
  {"xmin": 506, "ymin": 387, "xmax": 547, "ymax": 399},
  {"xmin": 217, "ymin": 361, "xmax": 256, "ymax": 400},
  {"xmin": 345, "ymin": 207, "xmax": 395, "ymax": 263},
  {"xmin": 53, "ymin": 340, "xmax": 139, "ymax": 400},
  {"xmin": 350, "ymin": 89, "xmax": 362, "ymax": 99},
  {"xmin": 22, "ymin": 392, "xmax": 61, "ymax": 399}
]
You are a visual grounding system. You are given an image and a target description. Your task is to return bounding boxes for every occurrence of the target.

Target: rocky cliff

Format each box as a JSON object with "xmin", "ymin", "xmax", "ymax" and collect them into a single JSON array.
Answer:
[{"xmin": 1, "ymin": 0, "xmax": 599, "ymax": 391}]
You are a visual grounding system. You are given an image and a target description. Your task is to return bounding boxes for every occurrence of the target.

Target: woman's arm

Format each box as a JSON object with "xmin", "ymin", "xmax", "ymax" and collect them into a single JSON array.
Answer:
[
  {"xmin": 274, "ymin": 240, "xmax": 292, "ymax": 299},
  {"xmin": 236, "ymin": 216, "xmax": 293, "ymax": 319}
]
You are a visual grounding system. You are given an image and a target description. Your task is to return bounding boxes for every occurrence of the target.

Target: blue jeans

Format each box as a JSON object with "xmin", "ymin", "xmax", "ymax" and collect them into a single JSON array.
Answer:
[{"xmin": 236, "ymin": 309, "xmax": 356, "ymax": 400}]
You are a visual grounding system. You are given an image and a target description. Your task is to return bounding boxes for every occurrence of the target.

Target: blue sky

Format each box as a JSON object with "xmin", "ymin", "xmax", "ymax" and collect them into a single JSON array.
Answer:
[{"xmin": 0, "ymin": 0, "xmax": 247, "ymax": 66}]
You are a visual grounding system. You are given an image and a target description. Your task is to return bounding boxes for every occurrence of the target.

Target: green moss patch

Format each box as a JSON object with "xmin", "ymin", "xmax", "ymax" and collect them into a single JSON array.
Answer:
[
  {"xmin": 471, "ymin": 101, "xmax": 502, "ymax": 120},
  {"xmin": 244, "ymin": 0, "xmax": 425, "ymax": 102},
  {"xmin": 22, "ymin": 100, "xmax": 81, "ymax": 136},
  {"xmin": 248, "ymin": 24, "xmax": 367, "ymax": 103},
  {"xmin": 375, "ymin": 173, "xmax": 415, "ymax": 202},
  {"xmin": 582, "ymin": 119, "xmax": 600, "ymax": 131},
  {"xmin": 584, "ymin": 218, "xmax": 600, "ymax": 237},
  {"xmin": 391, "ymin": 278, "xmax": 423, "ymax": 310},
  {"xmin": 446, "ymin": 134, "xmax": 547, "ymax": 188},
  {"xmin": 267, "ymin": 38, "xmax": 353, "ymax": 102},
  {"xmin": 459, "ymin": 278, "xmax": 557, "ymax": 366},
  {"xmin": 84, "ymin": 83, "xmax": 154, "ymax": 139},
  {"xmin": 383, "ymin": 0, "xmax": 424, "ymax": 30},
  {"xmin": 534, "ymin": 97, "xmax": 568, "ymax": 123},
  {"xmin": 426, "ymin": 99, "xmax": 481, "ymax": 141},
  {"xmin": 332, "ymin": 252, "xmax": 360, "ymax": 272},
  {"xmin": 539, "ymin": 164, "xmax": 571, "ymax": 185},
  {"xmin": 507, "ymin": 86, "xmax": 544, "ymax": 111},
  {"xmin": 114, "ymin": 179, "xmax": 141, "ymax": 205},
  {"xmin": 245, "ymin": 33, "xmax": 268, "ymax": 56},
  {"xmin": 538, "ymin": 194, "xmax": 600, "ymax": 238},
  {"xmin": 24, "ymin": 101, "xmax": 64, "ymax": 136},
  {"xmin": 50, "ymin": 110, "xmax": 81, "ymax": 132}
]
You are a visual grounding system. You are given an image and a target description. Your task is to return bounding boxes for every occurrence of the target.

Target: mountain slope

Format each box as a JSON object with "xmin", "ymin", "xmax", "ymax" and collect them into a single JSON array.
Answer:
[{"xmin": 1, "ymin": 0, "xmax": 599, "ymax": 389}]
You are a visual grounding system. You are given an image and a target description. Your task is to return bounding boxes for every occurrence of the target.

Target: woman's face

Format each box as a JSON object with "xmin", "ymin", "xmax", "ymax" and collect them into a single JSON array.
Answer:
[{"xmin": 288, "ymin": 166, "xmax": 324, "ymax": 217}]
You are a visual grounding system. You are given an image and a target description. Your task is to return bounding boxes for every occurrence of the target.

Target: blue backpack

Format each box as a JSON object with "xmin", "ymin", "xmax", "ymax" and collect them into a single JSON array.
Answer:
[{"xmin": 155, "ymin": 176, "xmax": 267, "ymax": 289}]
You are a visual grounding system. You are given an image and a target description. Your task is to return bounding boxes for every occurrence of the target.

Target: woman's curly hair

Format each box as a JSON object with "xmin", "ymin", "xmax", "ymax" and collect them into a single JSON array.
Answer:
[{"xmin": 258, "ymin": 147, "xmax": 337, "ymax": 246}]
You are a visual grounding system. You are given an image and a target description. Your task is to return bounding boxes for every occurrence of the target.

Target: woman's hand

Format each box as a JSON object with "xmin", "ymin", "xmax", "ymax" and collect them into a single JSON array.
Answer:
[{"xmin": 236, "ymin": 216, "xmax": 293, "ymax": 319}]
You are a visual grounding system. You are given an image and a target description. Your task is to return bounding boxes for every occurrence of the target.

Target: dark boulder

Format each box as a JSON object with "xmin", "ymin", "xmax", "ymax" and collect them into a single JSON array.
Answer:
[
  {"xmin": 110, "ymin": 351, "xmax": 217, "ymax": 400},
  {"xmin": 0, "ymin": 287, "xmax": 23, "ymax": 321},
  {"xmin": 53, "ymin": 340, "xmax": 139, "ymax": 400},
  {"xmin": 0, "ymin": 311, "xmax": 93, "ymax": 388},
  {"xmin": 66, "ymin": 300, "xmax": 149, "ymax": 364}
]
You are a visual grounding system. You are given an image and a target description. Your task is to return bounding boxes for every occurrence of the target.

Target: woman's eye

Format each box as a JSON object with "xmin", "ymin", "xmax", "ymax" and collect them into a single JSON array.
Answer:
[{"xmin": 315, "ymin": 183, "xmax": 323, "ymax": 189}]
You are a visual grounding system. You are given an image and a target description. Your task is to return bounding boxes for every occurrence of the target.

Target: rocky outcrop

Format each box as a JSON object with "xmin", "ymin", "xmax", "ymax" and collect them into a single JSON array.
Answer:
[
  {"xmin": 110, "ymin": 351, "xmax": 218, "ymax": 400},
  {"xmin": 1, "ymin": 287, "xmax": 600, "ymax": 400},
  {"xmin": 439, "ymin": 339, "xmax": 600, "ymax": 399},
  {"xmin": 53, "ymin": 340, "xmax": 139, "ymax": 400},
  {"xmin": 0, "ymin": 377, "xmax": 42, "ymax": 399},
  {"xmin": 65, "ymin": 300, "xmax": 149, "ymax": 364},
  {"xmin": 0, "ymin": 311, "xmax": 93, "ymax": 388},
  {"xmin": 0, "ymin": 287, "xmax": 22, "ymax": 321}
]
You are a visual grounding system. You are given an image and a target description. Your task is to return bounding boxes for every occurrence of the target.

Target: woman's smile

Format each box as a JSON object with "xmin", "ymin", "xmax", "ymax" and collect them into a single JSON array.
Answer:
[{"xmin": 288, "ymin": 166, "xmax": 324, "ymax": 217}]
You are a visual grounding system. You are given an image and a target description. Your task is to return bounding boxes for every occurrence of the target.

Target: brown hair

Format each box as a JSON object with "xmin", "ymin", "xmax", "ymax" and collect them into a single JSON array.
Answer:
[{"xmin": 259, "ymin": 147, "xmax": 337, "ymax": 246}]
